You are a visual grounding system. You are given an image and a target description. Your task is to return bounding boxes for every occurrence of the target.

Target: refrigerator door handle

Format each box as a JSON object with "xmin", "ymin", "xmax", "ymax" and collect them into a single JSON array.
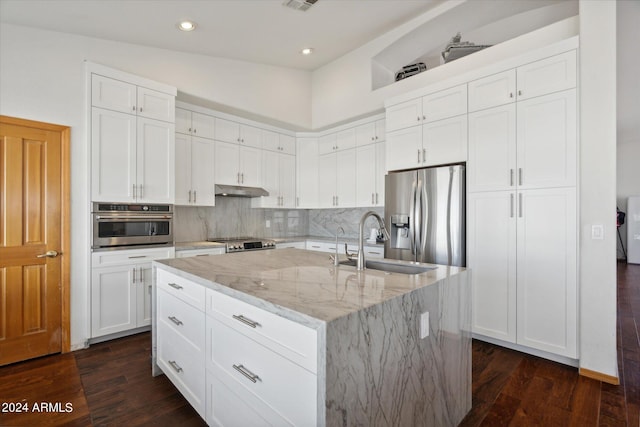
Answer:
[
  {"xmin": 409, "ymin": 179, "xmax": 417, "ymax": 255},
  {"xmin": 415, "ymin": 178, "xmax": 423, "ymax": 256}
]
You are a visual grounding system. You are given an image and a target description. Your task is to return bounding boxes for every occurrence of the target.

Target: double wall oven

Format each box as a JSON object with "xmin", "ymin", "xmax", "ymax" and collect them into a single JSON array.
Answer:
[{"xmin": 92, "ymin": 203, "xmax": 173, "ymax": 251}]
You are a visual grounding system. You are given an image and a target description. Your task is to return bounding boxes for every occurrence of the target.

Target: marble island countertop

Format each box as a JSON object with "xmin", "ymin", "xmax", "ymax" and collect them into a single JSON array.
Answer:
[{"xmin": 154, "ymin": 248, "xmax": 464, "ymax": 325}]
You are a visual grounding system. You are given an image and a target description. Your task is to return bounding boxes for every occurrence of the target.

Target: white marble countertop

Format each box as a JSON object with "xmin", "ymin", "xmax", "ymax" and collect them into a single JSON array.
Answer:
[{"xmin": 154, "ymin": 248, "xmax": 464, "ymax": 325}]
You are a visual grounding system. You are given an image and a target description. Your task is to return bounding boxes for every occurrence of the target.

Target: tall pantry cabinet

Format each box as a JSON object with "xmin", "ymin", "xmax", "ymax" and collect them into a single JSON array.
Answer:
[{"xmin": 467, "ymin": 50, "xmax": 578, "ymax": 358}]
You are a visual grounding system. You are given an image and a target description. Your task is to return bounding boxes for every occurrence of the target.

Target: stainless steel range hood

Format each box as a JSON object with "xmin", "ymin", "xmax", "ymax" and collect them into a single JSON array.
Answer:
[{"xmin": 214, "ymin": 184, "xmax": 269, "ymax": 198}]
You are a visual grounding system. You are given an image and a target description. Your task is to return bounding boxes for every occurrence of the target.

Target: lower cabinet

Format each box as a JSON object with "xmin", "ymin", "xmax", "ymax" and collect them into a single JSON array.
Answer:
[
  {"xmin": 468, "ymin": 187, "xmax": 577, "ymax": 358},
  {"xmin": 91, "ymin": 247, "xmax": 174, "ymax": 338},
  {"xmin": 155, "ymin": 268, "xmax": 318, "ymax": 426}
]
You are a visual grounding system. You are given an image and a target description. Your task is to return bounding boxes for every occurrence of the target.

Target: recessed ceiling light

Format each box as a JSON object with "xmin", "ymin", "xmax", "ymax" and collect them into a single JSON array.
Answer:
[
  {"xmin": 301, "ymin": 47, "xmax": 314, "ymax": 55},
  {"xmin": 178, "ymin": 21, "xmax": 196, "ymax": 32}
]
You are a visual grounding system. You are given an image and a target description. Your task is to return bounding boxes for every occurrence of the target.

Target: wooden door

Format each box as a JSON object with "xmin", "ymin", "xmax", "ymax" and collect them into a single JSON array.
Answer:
[{"xmin": 0, "ymin": 116, "xmax": 69, "ymax": 366}]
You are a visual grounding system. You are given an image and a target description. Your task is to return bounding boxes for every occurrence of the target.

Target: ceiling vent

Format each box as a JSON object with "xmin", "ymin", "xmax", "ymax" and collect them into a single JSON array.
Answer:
[{"xmin": 282, "ymin": 0, "xmax": 318, "ymax": 12}]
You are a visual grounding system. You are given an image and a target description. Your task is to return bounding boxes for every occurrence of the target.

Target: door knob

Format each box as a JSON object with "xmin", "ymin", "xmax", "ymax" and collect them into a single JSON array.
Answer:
[{"xmin": 36, "ymin": 250, "xmax": 59, "ymax": 258}]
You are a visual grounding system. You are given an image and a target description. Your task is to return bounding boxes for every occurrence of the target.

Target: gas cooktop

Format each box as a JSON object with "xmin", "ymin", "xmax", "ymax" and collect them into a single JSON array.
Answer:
[{"xmin": 206, "ymin": 237, "xmax": 276, "ymax": 253}]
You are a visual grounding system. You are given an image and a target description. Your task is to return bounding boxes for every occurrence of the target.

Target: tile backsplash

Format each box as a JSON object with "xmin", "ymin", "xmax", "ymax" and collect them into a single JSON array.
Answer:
[{"xmin": 174, "ymin": 197, "xmax": 383, "ymax": 241}]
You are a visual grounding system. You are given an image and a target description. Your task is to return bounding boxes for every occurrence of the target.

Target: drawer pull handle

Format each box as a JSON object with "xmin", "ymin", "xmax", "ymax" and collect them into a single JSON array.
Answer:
[
  {"xmin": 367, "ymin": 251, "xmax": 381, "ymax": 255},
  {"xmin": 128, "ymin": 255, "xmax": 147, "ymax": 259},
  {"xmin": 232, "ymin": 364, "xmax": 260, "ymax": 383},
  {"xmin": 232, "ymin": 314, "xmax": 260, "ymax": 328},
  {"xmin": 168, "ymin": 316, "xmax": 183, "ymax": 326},
  {"xmin": 168, "ymin": 360, "xmax": 183, "ymax": 373},
  {"xmin": 168, "ymin": 282, "xmax": 183, "ymax": 290}
]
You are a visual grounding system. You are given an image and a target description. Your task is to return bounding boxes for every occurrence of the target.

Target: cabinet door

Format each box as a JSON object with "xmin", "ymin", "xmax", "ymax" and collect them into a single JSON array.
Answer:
[
  {"xmin": 317, "ymin": 154, "xmax": 337, "ymax": 208},
  {"xmin": 260, "ymin": 150, "xmax": 280, "ymax": 208},
  {"xmin": 385, "ymin": 126, "xmax": 422, "ymax": 172},
  {"xmin": 468, "ymin": 104, "xmax": 517, "ymax": 192},
  {"xmin": 516, "ymin": 50, "xmax": 577, "ymax": 101},
  {"xmin": 296, "ymin": 138, "xmax": 318, "ymax": 208},
  {"xmin": 239, "ymin": 146, "xmax": 262, "ymax": 186},
  {"xmin": 215, "ymin": 141, "xmax": 240, "ymax": 185},
  {"xmin": 191, "ymin": 112, "xmax": 215, "ymax": 139},
  {"xmin": 91, "ymin": 265, "xmax": 136, "ymax": 337},
  {"xmin": 516, "ymin": 187, "xmax": 577, "ymax": 357},
  {"xmin": 356, "ymin": 121, "xmax": 376, "ymax": 147},
  {"xmin": 422, "ymin": 84, "xmax": 467, "ymax": 123},
  {"xmin": 279, "ymin": 154, "xmax": 296, "ymax": 208},
  {"xmin": 175, "ymin": 108, "xmax": 192, "ymax": 135},
  {"xmin": 191, "ymin": 137, "xmax": 216, "ymax": 206},
  {"xmin": 356, "ymin": 144, "xmax": 377, "ymax": 207},
  {"xmin": 91, "ymin": 74, "xmax": 136, "ymax": 113},
  {"xmin": 136, "ymin": 86, "xmax": 175, "ymax": 123},
  {"xmin": 136, "ymin": 263, "xmax": 153, "ymax": 327},
  {"xmin": 174, "ymin": 134, "xmax": 192, "ymax": 205},
  {"xmin": 467, "ymin": 191, "xmax": 517, "ymax": 343},
  {"xmin": 422, "ymin": 115, "xmax": 467, "ymax": 167},
  {"xmin": 375, "ymin": 119, "xmax": 386, "ymax": 142},
  {"xmin": 318, "ymin": 133, "xmax": 337, "ymax": 155},
  {"xmin": 214, "ymin": 118, "xmax": 240, "ymax": 143},
  {"xmin": 240, "ymin": 125, "xmax": 262, "ymax": 148},
  {"xmin": 335, "ymin": 128, "xmax": 356, "ymax": 151},
  {"xmin": 279, "ymin": 134, "xmax": 296, "ymax": 155},
  {"xmin": 261, "ymin": 129, "xmax": 279, "ymax": 152},
  {"xmin": 136, "ymin": 118, "xmax": 175, "ymax": 203},
  {"xmin": 386, "ymin": 98, "xmax": 422, "ymax": 132},
  {"xmin": 336, "ymin": 149, "xmax": 356, "ymax": 207},
  {"xmin": 375, "ymin": 142, "xmax": 385, "ymax": 206},
  {"xmin": 468, "ymin": 69, "xmax": 516, "ymax": 112},
  {"xmin": 516, "ymin": 89, "xmax": 576, "ymax": 190},
  {"xmin": 91, "ymin": 108, "xmax": 137, "ymax": 202}
]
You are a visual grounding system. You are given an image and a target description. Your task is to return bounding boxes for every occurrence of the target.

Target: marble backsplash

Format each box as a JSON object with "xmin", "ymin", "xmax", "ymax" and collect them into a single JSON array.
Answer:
[{"xmin": 174, "ymin": 198, "xmax": 384, "ymax": 241}]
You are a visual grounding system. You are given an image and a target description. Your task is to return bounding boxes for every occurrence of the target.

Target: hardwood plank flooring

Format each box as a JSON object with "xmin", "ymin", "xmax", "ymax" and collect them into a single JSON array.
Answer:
[{"xmin": 0, "ymin": 263, "xmax": 638, "ymax": 426}]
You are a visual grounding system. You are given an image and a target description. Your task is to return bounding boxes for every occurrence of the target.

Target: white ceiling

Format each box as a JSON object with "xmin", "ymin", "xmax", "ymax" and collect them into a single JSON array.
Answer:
[{"xmin": 0, "ymin": 0, "xmax": 441, "ymax": 70}]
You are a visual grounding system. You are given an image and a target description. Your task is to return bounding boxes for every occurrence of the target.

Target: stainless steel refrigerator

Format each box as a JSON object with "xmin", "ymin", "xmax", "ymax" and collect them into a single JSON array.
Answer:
[{"xmin": 384, "ymin": 164, "xmax": 465, "ymax": 266}]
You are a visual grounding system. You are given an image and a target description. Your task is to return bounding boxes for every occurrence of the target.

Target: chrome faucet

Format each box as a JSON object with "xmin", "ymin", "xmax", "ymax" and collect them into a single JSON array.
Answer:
[
  {"xmin": 357, "ymin": 211, "xmax": 390, "ymax": 271},
  {"xmin": 331, "ymin": 226, "xmax": 345, "ymax": 266}
]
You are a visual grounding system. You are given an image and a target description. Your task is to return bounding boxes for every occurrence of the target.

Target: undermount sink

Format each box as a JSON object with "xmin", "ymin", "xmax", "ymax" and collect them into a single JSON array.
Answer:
[{"xmin": 339, "ymin": 258, "xmax": 436, "ymax": 275}]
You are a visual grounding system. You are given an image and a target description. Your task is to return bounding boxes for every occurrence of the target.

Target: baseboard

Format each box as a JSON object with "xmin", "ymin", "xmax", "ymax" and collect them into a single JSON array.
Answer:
[
  {"xmin": 579, "ymin": 367, "xmax": 620, "ymax": 385},
  {"xmin": 472, "ymin": 333, "xmax": 579, "ymax": 367}
]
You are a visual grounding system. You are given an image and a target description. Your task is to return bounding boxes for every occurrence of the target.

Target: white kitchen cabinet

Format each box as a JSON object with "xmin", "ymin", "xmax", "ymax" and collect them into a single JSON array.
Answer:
[
  {"xmin": 468, "ymin": 69, "xmax": 517, "ymax": 112},
  {"xmin": 386, "ymin": 98, "xmax": 423, "ymax": 132},
  {"xmin": 275, "ymin": 241, "xmax": 306, "ymax": 250},
  {"xmin": 176, "ymin": 248, "xmax": 226, "ymax": 258},
  {"xmin": 91, "ymin": 247, "xmax": 173, "ymax": 338},
  {"xmin": 175, "ymin": 134, "xmax": 216, "ymax": 206},
  {"xmin": 386, "ymin": 115, "xmax": 467, "ymax": 172},
  {"xmin": 296, "ymin": 137, "xmax": 318, "ymax": 208},
  {"xmin": 468, "ymin": 191, "xmax": 517, "ymax": 343},
  {"xmin": 516, "ymin": 50, "xmax": 577, "ymax": 101},
  {"xmin": 467, "ymin": 104, "xmax": 517, "ymax": 192},
  {"xmin": 516, "ymin": 89, "xmax": 577, "ymax": 190},
  {"xmin": 252, "ymin": 151, "xmax": 295, "ymax": 208},
  {"xmin": 318, "ymin": 149, "xmax": 356, "ymax": 208},
  {"xmin": 318, "ymin": 133, "xmax": 337, "ymax": 155},
  {"xmin": 356, "ymin": 142, "xmax": 385, "ymax": 207},
  {"xmin": 356, "ymin": 119, "xmax": 386, "ymax": 146},
  {"xmin": 92, "ymin": 75, "xmax": 175, "ymax": 123},
  {"xmin": 176, "ymin": 108, "xmax": 215, "ymax": 139},
  {"xmin": 263, "ymin": 130, "xmax": 296, "ymax": 155},
  {"xmin": 516, "ymin": 187, "xmax": 577, "ymax": 357},
  {"xmin": 92, "ymin": 108, "xmax": 175, "ymax": 203},
  {"xmin": 215, "ymin": 118, "xmax": 262, "ymax": 148},
  {"xmin": 214, "ymin": 141, "xmax": 262, "ymax": 187},
  {"xmin": 422, "ymin": 84, "xmax": 467, "ymax": 123}
]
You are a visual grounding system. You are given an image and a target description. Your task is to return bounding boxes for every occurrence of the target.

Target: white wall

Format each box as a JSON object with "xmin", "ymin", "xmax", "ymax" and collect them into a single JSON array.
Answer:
[
  {"xmin": 0, "ymin": 23, "xmax": 311, "ymax": 349},
  {"xmin": 578, "ymin": 0, "xmax": 618, "ymax": 379},
  {"xmin": 616, "ymin": 0, "xmax": 640, "ymax": 259}
]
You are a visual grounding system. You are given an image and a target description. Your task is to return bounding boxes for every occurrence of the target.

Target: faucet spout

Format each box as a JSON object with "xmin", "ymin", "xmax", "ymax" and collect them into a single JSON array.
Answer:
[{"xmin": 357, "ymin": 211, "xmax": 388, "ymax": 271}]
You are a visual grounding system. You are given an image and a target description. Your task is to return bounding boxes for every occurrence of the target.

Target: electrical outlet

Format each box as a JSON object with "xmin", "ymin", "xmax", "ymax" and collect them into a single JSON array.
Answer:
[
  {"xmin": 592, "ymin": 224, "xmax": 604, "ymax": 240},
  {"xmin": 420, "ymin": 312, "xmax": 429, "ymax": 339},
  {"xmin": 266, "ymin": 220, "xmax": 271, "ymax": 228}
]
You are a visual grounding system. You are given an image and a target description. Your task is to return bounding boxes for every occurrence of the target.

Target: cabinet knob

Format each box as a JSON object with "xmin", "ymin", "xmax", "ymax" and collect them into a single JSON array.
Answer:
[
  {"xmin": 193, "ymin": 128, "xmax": 197, "ymax": 134},
  {"xmin": 518, "ymin": 90, "xmax": 522, "ymax": 96},
  {"xmin": 132, "ymin": 106, "xmax": 136, "ymax": 111},
  {"xmin": 509, "ymin": 92, "xmax": 513, "ymax": 98}
]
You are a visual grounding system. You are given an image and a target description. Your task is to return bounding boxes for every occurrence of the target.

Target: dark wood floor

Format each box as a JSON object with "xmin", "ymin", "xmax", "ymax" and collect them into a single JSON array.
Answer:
[{"xmin": 1, "ymin": 263, "xmax": 638, "ymax": 426}]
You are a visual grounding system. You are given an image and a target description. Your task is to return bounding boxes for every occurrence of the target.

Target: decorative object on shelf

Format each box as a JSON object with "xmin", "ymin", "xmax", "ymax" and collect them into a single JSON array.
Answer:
[
  {"xmin": 395, "ymin": 62, "xmax": 427, "ymax": 81},
  {"xmin": 617, "ymin": 206, "xmax": 627, "ymax": 261},
  {"xmin": 441, "ymin": 32, "xmax": 492, "ymax": 63}
]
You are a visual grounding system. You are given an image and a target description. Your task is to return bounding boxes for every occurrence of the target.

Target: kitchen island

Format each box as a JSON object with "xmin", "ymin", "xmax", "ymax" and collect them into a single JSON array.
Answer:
[{"xmin": 152, "ymin": 248, "xmax": 470, "ymax": 426}]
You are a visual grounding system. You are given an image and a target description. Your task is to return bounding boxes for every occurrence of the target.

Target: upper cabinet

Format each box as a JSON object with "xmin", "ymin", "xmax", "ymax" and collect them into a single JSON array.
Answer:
[
  {"xmin": 92, "ymin": 74, "xmax": 175, "ymax": 123},
  {"xmin": 318, "ymin": 128, "xmax": 356, "ymax": 155},
  {"xmin": 176, "ymin": 108, "xmax": 215, "ymax": 139},
  {"xmin": 355, "ymin": 119, "xmax": 386, "ymax": 146},
  {"xmin": 214, "ymin": 118, "xmax": 261, "ymax": 148},
  {"xmin": 91, "ymin": 72, "xmax": 175, "ymax": 203},
  {"xmin": 262, "ymin": 130, "xmax": 296, "ymax": 155},
  {"xmin": 468, "ymin": 69, "xmax": 517, "ymax": 113},
  {"xmin": 296, "ymin": 137, "xmax": 319, "ymax": 208}
]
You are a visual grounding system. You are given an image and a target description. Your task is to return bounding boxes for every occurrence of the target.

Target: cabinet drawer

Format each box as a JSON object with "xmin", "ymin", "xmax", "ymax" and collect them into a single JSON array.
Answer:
[
  {"xmin": 208, "ymin": 317, "xmax": 317, "ymax": 427},
  {"xmin": 92, "ymin": 247, "xmax": 174, "ymax": 267},
  {"xmin": 175, "ymin": 248, "xmax": 225, "ymax": 258},
  {"xmin": 158, "ymin": 288, "xmax": 205, "ymax": 352},
  {"xmin": 305, "ymin": 240, "xmax": 336, "ymax": 253},
  {"xmin": 157, "ymin": 269, "xmax": 206, "ymax": 311},
  {"xmin": 157, "ymin": 320, "xmax": 205, "ymax": 417},
  {"xmin": 207, "ymin": 290, "xmax": 317, "ymax": 373}
]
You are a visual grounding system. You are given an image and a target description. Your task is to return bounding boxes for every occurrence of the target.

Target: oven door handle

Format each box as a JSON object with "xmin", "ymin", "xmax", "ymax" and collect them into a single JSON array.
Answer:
[{"xmin": 94, "ymin": 215, "xmax": 172, "ymax": 220}]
